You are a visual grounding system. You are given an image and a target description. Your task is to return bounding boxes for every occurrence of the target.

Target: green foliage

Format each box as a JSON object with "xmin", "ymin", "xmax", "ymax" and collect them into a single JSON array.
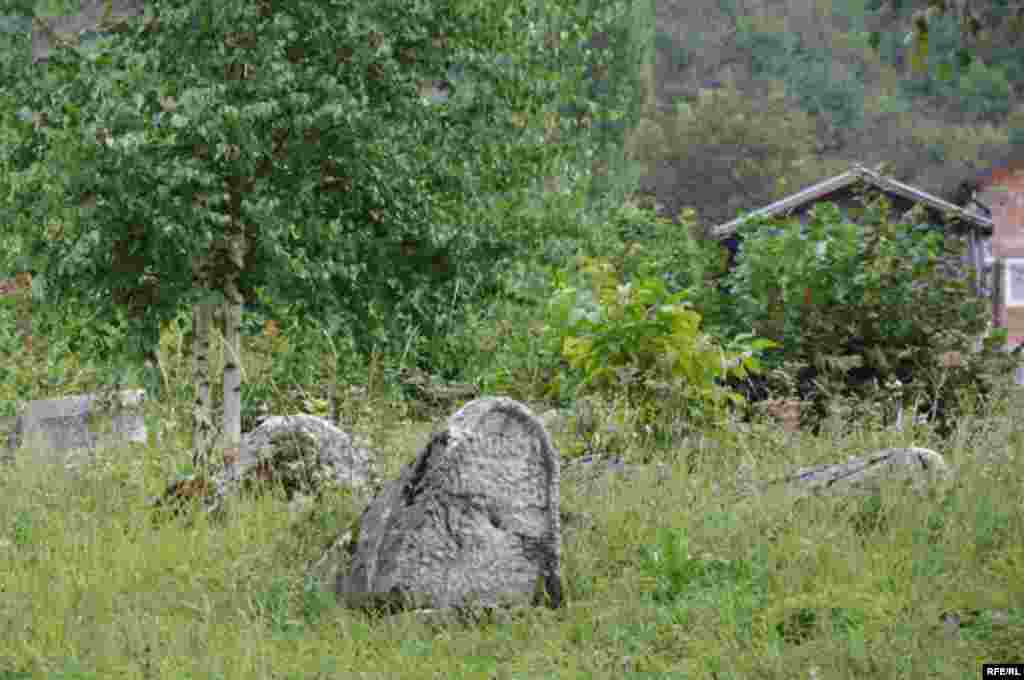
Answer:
[
  {"xmin": 597, "ymin": 202, "xmax": 734, "ymax": 335},
  {"xmin": 236, "ymin": 319, "xmax": 334, "ymax": 432},
  {"xmin": 0, "ymin": 0, "xmax": 641, "ymax": 384},
  {"xmin": 732, "ymin": 15, "xmax": 865, "ymax": 130},
  {"xmin": 540, "ymin": 251, "xmax": 776, "ymax": 440},
  {"xmin": 910, "ymin": 11, "xmax": 964, "ymax": 93},
  {"xmin": 1011, "ymin": 125, "xmax": 1024, "ymax": 147},
  {"xmin": 734, "ymin": 16, "xmax": 802, "ymax": 80},
  {"xmin": 788, "ymin": 57, "xmax": 865, "ymax": 131},
  {"xmin": 872, "ymin": 24, "xmax": 903, "ymax": 68},
  {"xmin": 878, "ymin": 8, "xmax": 1013, "ymax": 124},
  {"xmin": 151, "ymin": 297, "xmax": 346, "ymax": 433},
  {"xmin": 464, "ymin": 201, "xmax": 763, "ymax": 444},
  {"xmin": 637, "ymin": 524, "xmax": 769, "ymax": 626},
  {"xmin": 987, "ymin": 45, "xmax": 1024, "ymax": 85},
  {"xmin": 0, "ymin": 280, "xmax": 151, "ymax": 416},
  {"xmin": 721, "ymin": 192, "xmax": 1017, "ymax": 431},
  {"xmin": 958, "ymin": 59, "xmax": 1012, "ymax": 121}
]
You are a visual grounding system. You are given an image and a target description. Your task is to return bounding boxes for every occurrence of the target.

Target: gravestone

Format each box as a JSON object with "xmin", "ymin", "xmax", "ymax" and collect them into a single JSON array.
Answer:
[
  {"xmin": 6, "ymin": 389, "xmax": 151, "ymax": 468},
  {"xmin": 332, "ymin": 397, "xmax": 563, "ymax": 618},
  {"xmin": 148, "ymin": 414, "xmax": 382, "ymax": 523}
]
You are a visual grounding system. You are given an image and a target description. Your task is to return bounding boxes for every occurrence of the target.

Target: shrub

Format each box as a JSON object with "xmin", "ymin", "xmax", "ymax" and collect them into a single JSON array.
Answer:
[
  {"xmin": 538, "ymin": 250, "xmax": 777, "ymax": 451},
  {"xmin": 720, "ymin": 192, "xmax": 1017, "ymax": 437}
]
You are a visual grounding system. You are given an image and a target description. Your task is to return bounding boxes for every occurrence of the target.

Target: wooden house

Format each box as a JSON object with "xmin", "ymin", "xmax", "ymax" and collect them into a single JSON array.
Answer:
[
  {"xmin": 708, "ymin": 163, "xmax": 1024, "ymax": 382},
  {"xmin": 711, "ymin": 163, "xmax": 994, "ymax": 298}
]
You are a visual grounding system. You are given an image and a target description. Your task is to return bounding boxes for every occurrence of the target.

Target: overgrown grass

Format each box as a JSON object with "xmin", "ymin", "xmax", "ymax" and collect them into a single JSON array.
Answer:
[{"xmin": 1, "ymin": 299, "xmax": 1023, "ymax": 679}]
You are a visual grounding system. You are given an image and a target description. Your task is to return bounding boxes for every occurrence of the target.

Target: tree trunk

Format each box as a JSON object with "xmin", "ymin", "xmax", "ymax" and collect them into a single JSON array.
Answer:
[
  {"xmin": 221, "ymin": 282, "xmax": 243, "ymax": 473},
  {"xmin": 219, "ymin": 191, "xmax": 249, "ymax": 473},
  {"xmin": 191, "ymin": 296, "xmax": 216, "ymax": 472}
]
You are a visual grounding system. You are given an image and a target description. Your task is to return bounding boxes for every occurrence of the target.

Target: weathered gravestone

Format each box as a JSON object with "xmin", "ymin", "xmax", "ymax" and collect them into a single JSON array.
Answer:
[
  {"xmin": 329, "ymin": 397, "xmax": 563, "ymax": 620},
  {"xmin": 148, "ymin": 414, "xmax": 382, "ymax": 522},
  {"xmin": 5, "ymin": 389, "xmax": 151, "ymax": 470}
]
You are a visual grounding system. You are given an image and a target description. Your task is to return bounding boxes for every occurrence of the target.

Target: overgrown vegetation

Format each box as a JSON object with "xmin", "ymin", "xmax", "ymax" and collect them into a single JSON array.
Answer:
[
  {"xmin": 2, "ymin": 189, "xmax": 1023, "ymax": 677},
  {"xmin": 715, "ymin": 192, "xmax": 1020, "ymax": 439},
  {"xmin": 2, "ymin": 0, "xmax": 1024, "ymax": 677}
]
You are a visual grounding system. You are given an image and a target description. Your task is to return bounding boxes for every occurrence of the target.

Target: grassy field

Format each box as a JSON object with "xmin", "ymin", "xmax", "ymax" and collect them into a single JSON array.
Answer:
[{"xmin": 1, "ymin": 308, "xmax": 1023, "ymax": 680}]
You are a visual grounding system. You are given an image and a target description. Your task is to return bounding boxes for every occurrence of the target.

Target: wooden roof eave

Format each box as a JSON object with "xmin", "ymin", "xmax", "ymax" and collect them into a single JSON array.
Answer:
[{"xmin": 709, "ymin": 164, "xmax": 994, "ymax": 240}]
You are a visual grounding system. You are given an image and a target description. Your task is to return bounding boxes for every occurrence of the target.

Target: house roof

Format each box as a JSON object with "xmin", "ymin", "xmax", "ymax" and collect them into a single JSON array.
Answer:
[{"xmin": 709, "ymin": 163, "xmax": 994, "ymax": 240}]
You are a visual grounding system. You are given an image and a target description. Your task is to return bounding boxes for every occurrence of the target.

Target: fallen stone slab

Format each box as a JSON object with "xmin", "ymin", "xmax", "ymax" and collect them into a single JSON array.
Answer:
[{"xmin": 732, "ymin": 447, "xmax": 955, "ymax": 507}]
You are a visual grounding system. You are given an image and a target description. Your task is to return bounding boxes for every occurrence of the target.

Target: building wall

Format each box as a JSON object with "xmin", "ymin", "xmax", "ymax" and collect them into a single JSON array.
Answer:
[
  {"xmin": 978, "ymin": 158, "xmax": 1024, "ymax": 258},
  {"xmin": 974, "ymin": 156, "xmax": 1024, "ymax": 348}
]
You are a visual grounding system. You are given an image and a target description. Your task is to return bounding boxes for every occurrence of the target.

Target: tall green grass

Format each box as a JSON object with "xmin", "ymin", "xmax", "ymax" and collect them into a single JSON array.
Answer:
[{"xmin": 1, "ymin": 305, "xmax": 1022, "ymax": 679}]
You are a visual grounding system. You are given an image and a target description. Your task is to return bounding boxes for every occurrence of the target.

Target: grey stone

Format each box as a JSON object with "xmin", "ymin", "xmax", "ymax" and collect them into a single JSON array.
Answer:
[
  {"xmin": 557, "ymin": 440, "xmax": 954, "ymax": 514},
  {"xmin": 222, "ymin": 414, "xmax": 381, "ymax": 500},
  {"xmin": 149, "ymin": 414, "xmax": 382, "ymax": 520},
  {"xmin": 732, "ymin": 447, "xmax": 954, "ymax": 505},
  {"xmin": 333, "ymin": 397, "xmax": 562, "ymax": 618},
  {"xmin": 6, "ymin": 389, "xmax": 151, "ymax": 471},
  {"xmin": 530, "ymin": 404, "xmax": 953, "ymax": 508}
]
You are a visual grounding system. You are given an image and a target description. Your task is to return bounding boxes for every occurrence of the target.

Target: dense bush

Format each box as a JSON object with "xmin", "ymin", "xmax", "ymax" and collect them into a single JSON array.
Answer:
[
  {"xmin": 718, "ymin": 192, "xmax": 1018, "ymax": 437},
  {"xmin": 459, "ymin": 200, "xmax": 765, "ymax": 452},
  {"xmin": 0, "ymin": 287, "xmax": 151, "ymax": 417},
  {"xmin": 535, "ymin": 249, "xmax": 776, "ymax": 452}
]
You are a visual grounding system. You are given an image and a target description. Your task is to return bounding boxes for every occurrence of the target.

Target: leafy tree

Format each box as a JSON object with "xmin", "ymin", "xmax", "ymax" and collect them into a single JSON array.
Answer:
[
  {"xmin": 868, "ymin": 0, "xmax": 1023, "ymax": 92},
  {"xmin": 0, "ymin": 0, "xmax": 644, "ymax": 471}
]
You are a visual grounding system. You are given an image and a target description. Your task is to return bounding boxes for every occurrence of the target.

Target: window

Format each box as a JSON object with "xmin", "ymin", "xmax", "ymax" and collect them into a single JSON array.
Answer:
[
  {"xmin": 1005, "ymin": 258, "xmax": 1024, "ymax": 306},
  {"xmin": 978, "ymin": 235, "xmax": 995, "ymax": 300}
]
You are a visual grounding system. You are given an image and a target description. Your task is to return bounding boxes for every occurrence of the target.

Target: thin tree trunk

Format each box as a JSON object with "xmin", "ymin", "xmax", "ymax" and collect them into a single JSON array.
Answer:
[
  {"xmin": 191, "ymin": 298, "xmax": 216, "ymax": 473},
  {"xmin": 219, "ymin": 192, "xmax": 249, "ymax": 473},
  {"xmin": 221, "ymin": 287, "xmax": 243, "ymax": 472}
]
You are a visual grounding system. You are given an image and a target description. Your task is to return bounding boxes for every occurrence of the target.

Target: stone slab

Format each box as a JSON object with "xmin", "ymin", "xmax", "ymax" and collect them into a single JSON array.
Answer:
[{"xmin": 7, "ymin": 389, "xmax": 150, "ymax": 462}]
